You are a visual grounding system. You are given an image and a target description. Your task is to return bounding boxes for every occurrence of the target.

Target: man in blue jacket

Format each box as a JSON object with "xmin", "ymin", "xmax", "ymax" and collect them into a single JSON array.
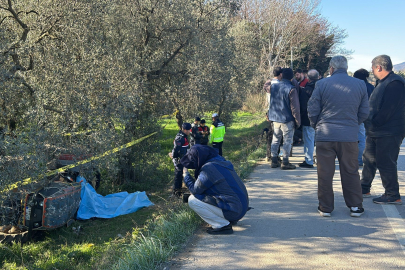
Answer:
[
  {"xmin": 180, "ymin": 145, "xmax": 249, "ymax": 234},
  {"xmin": 268, "ymin": 68, "xmax": 301, "ymax": 170},
  {"xmin": 361, "ymin": 55, "xmax": 405, "ymax": 204}
]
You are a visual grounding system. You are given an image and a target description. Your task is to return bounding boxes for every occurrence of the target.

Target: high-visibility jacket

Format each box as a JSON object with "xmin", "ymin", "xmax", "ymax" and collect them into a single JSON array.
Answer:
[{"xmin": 209, "ymin": 120, "xmax": 225, "ymax": 143}]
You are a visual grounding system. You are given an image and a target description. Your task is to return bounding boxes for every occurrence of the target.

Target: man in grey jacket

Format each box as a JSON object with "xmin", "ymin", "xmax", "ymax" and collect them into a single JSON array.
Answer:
[{"xmin": 308, "ymin": 56, "xmax": 369, "ymax": 217}]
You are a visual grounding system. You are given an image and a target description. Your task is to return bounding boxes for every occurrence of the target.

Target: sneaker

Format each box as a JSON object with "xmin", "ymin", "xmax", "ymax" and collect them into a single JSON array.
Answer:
[
  {"xmin": 362, "ymin": 192, "xmax": 371, "ymax": 198},
  {"xmin": 299, "ymin": 161, "xmax": 314, "ymax": 168},
  {"xmin": 281, "ymin": 163, "xmax": 296, "ymax": 170},
  {"xmin": 350, "ymin": 207, "xmax": 364, "ymax": 217},
  {"xmin": 318, "ymin": 207, "xmax": 331, "ymax": 217},
  {"xmin": 373, "ymin": 194, "xmax": 402, "ymax": 205},
  {"xmin": 206, "ymin": 224, "xmax": 233, "ymax": 235}
]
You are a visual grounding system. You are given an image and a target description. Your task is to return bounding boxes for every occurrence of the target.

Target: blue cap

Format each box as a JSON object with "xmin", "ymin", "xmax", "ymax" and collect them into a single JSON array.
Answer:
[
  {"xmin": 182, "ymin": 122, "xmax": 192, "ymax": 130},
  {"xmin": 212, "ymin": 113, "xmax": 218, "ymax": 118}
]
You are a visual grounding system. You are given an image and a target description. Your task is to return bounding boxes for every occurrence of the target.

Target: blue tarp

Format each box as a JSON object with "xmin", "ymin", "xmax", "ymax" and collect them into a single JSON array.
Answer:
[{"xmin": 76, "ymin": 176, "xmax": 154, "ymax": 220}]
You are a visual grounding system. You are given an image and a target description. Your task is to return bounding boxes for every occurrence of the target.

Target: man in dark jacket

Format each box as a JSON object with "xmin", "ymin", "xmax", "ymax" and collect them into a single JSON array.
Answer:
[
  {"xmin": 190, "ymin": 117, "xmax": 202, "ymax": 146},
  {"xmin": 168, "ymin": 122, "xmax": 192, "ymax": 197},
  {"xmin": 308, "ymin": 55, "xmax": 369, "ymax": 217},
  {"xmin": 181, "ymin": 145, "xmax": 249, "ymax": 235},
  {"xmin": 298, "ymin": 69, "xmax": 319, "ymax": 168},
  {"xmin": 263, "ymin": 67, "xmax": 282, "ymax": 106},
  {"xmin": 361, "ymin": 55, "xmax": 405, "ymax": 204},
  {"xmin": 268, "ymin": 68, "xmax": 301, "ymax": 169},
  {"xmin": 353, "ymin": 68, "xmax": 375, "ymax": 166},
  {"xmin": 198, "ymin": 119, "xmax": 210, "ymax": 145}
]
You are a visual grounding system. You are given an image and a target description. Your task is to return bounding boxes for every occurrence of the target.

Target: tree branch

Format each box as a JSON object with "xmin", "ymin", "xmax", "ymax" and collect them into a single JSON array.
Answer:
[
  {"xmin": 7, "ymin": 0, "xmax": 30, "ymax": 42},
  {"xmin": 43, "ymin": 105, "xmax": 63, "ymax": 114}
]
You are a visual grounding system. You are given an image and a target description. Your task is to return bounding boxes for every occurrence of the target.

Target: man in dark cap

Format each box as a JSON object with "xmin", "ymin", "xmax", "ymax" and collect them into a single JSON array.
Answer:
[
  {"xmin": 353, "ymin": 68, "xmax": 375, "ymax": 166},
  {"xmin": 181, "ymin": 144, "xmax": 249, "ymax": 234},
  {"xmin": 210, "ymin": 113, "xmax": 225, "ymax": 156},
  {"xmin": 198, "ymin": 119, "xmax": 210, "ymax": 145},
  {"xmin": 190, "ymin": 117, "xmax": 202, "ymax": 146},
  {"xmin": 168, "ymin": 122, "xmax": 192, "ymax": 197},
  {"xmin": 268, "ymin": 68, "xmax": 301, "ymax": 169}
]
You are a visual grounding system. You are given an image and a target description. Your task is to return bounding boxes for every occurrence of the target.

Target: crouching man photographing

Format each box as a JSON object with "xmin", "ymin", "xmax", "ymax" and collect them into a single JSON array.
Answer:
[{"xmin": 180, "ymin": 145, "xmax": 249, "ymax": 235}]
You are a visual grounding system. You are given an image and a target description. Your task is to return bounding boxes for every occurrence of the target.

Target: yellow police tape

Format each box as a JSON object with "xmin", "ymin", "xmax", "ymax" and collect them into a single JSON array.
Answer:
[{"xmin": 5, "ymin": 131, "xmax": 158, "ymax": 191}]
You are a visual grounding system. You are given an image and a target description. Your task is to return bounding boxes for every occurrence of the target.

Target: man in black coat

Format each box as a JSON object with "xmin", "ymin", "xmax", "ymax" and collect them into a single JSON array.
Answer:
[
  {"xmin": 361, "ymin": 55, "xmax": 405, "ymax": 204},
  {"xmin": 169, "ymin": 122, "xmax": 192, "ymax": 197},
  {"xmin": 298, "ymin": 69, "xmax": 319, "ymax": 168}
]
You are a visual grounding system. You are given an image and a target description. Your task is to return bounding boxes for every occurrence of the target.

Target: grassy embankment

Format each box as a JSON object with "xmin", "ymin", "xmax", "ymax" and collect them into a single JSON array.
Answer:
[{"xmin": 0, "ymin": 112, "xmax": 268, "ymax": 270}]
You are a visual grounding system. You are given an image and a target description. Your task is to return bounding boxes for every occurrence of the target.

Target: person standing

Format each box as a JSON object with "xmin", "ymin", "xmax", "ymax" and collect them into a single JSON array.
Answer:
[
  {"xmin": 168, "ymin": 122, "xmax": 192, "ymax": 197},
  {"xmin": 268, "ymin": 68, "xmax": 301, "ymax": 170},
  {"xmin": 361, "ymin": 55, "xmax": 405, "ymax": 204},
  {"xmin": 199, "ymin": 119, "xmax": 210, "ymax": 145},
  {"xmin": 264, "ymin": 67, "xmax": 282, "ymax": 162},
  {"xmin": 308, "ymin": 55, "xmax": 369, "ymax": 217},
  {"xmin": 190, "ymin": 117, "xmax": 202, "ymax": 146},
  {"xmin": 353, "ymin": 69, "xmax": 375, "ymax": 166},
  {"xmin": 294, "ymin": 68, "xmax": 308, "ymax": 87},
  {"xmin": 263, "ymin": 67, "xmax": 283, "ymax": 106},
  {"xmin": 210, "ymin": 113, "xmax": 225, "ymax": 156},
  {"xmin": 298, "ymin": 69, "xmax": 319, "ymax": 168}
]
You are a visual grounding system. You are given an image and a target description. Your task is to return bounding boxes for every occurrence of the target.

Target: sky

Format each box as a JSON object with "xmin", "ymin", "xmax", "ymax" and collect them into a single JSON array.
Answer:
[{"xmin": 319, "ymin": 0, "xmax": 405, "ymax": 72}]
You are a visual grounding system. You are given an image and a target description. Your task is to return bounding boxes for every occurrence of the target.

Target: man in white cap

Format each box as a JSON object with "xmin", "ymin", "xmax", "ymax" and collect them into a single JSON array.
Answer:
[{"xmin": 209, "ymin": 113, "xmax": 225, "ymax": 156}]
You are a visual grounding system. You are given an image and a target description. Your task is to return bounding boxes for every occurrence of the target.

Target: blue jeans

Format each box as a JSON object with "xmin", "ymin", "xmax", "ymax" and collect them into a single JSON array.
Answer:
[
  {"xmin": 302, "ymin": 126, "xmax": 315, "ymax": 165},
  {"xmin": 358, "ymin": 123, "xmax": 366, "ymax": 165},
  {"xmin": 271, "ymin": 121, "xmax": 294, "ymax": 160}
]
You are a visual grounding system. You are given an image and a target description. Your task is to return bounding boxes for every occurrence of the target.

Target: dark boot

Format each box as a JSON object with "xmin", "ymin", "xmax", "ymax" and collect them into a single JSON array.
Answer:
[
  {"xmin": 281, "ymin": 158, "xmax": 296, "ymax": 170},
  {"xmin": 271, "ymin": 157, "xmax": 280, "ymax": 168}
]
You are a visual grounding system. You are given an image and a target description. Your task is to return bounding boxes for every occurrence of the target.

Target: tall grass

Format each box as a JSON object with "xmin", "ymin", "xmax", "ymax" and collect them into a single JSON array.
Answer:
[{"xmin": 114, "ymin": 205, "xmax": 202, "ymax": 270}]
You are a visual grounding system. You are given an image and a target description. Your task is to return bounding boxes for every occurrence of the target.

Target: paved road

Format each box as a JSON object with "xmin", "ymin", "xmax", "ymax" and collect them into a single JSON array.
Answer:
[{"xmin": 166, "ymin": 143, "xmax": 405, "ymax": 269}]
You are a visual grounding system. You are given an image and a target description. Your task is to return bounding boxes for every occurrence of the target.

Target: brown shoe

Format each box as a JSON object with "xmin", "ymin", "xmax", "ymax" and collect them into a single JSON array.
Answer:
[{"xmin": 281, "ymin": 163, "xmax": 296, "ymax": 170}]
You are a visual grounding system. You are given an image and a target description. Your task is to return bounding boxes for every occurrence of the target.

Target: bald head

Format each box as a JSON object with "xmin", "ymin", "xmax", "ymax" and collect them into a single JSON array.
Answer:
[{"xmin": 307, "ymin": 69, "xmax": 319, "ymax": 82}]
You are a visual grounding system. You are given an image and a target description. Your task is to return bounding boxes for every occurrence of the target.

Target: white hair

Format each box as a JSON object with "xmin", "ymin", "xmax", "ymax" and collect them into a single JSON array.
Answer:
[{"xmin": 329, "ymin": 55, "xmax": 348, "ymax": 70}]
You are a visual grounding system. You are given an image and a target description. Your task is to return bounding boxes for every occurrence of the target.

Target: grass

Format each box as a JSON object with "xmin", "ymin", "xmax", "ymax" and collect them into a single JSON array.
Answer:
[{"xmin": 0, "ymin": 111, "xmax": 268, "ymax": 270}]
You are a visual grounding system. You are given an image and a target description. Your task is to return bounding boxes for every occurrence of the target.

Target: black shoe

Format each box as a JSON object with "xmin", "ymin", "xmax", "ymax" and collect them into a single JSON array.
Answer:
[
  {"xmin": 299, "ymin": 161, "xmax": 314, "ymax": 168},
  {"xmin": 271, "ymin": 157, "xmax": 280, "ymax": 168},
  {"xmin": 350, "ymin": 207, "xmax": 364, "ymax": 217},
  {"xmin": 170, "ymin": 189, "xmax": 182, "ymax": 199},
  {"xmin": 373, "ymin": 194, "xmax": 402, "ymax": 205},
  {"xmin": 206, "ymin": 224, "xmax": 233, "ymax": 235},
  {"xmin": 281, "ymin": 163, "xmax": 296, "ymax": 170}
]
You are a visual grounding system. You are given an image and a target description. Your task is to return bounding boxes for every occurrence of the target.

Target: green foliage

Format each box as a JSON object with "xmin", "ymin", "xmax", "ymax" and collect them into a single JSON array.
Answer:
[{"xmin": 0, "ymin": 111, "xmax": 267, "ymax": 270}]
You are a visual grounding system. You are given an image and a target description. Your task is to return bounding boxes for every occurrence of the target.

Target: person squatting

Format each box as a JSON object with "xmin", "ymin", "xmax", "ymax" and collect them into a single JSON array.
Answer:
[{"xmin": 169, "ymin": 114, "xmax": 247, "ymax": 235}]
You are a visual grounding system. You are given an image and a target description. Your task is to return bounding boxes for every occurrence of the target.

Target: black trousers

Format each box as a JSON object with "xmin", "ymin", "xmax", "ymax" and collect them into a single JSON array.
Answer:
[
  {"xmin": 212, "ymin": 141, "xmax": 223, "ymax": 156},
  {"xmin": 172, "ymin": 159, "xmax": 183, "ymax": 190},
  {"xmin": 266, "ymin": 122, "xmax": 274, "ymax": 158},
  {"xmin": 361, "ymin": 135, "xmax": 404, "ymax": 199}
]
